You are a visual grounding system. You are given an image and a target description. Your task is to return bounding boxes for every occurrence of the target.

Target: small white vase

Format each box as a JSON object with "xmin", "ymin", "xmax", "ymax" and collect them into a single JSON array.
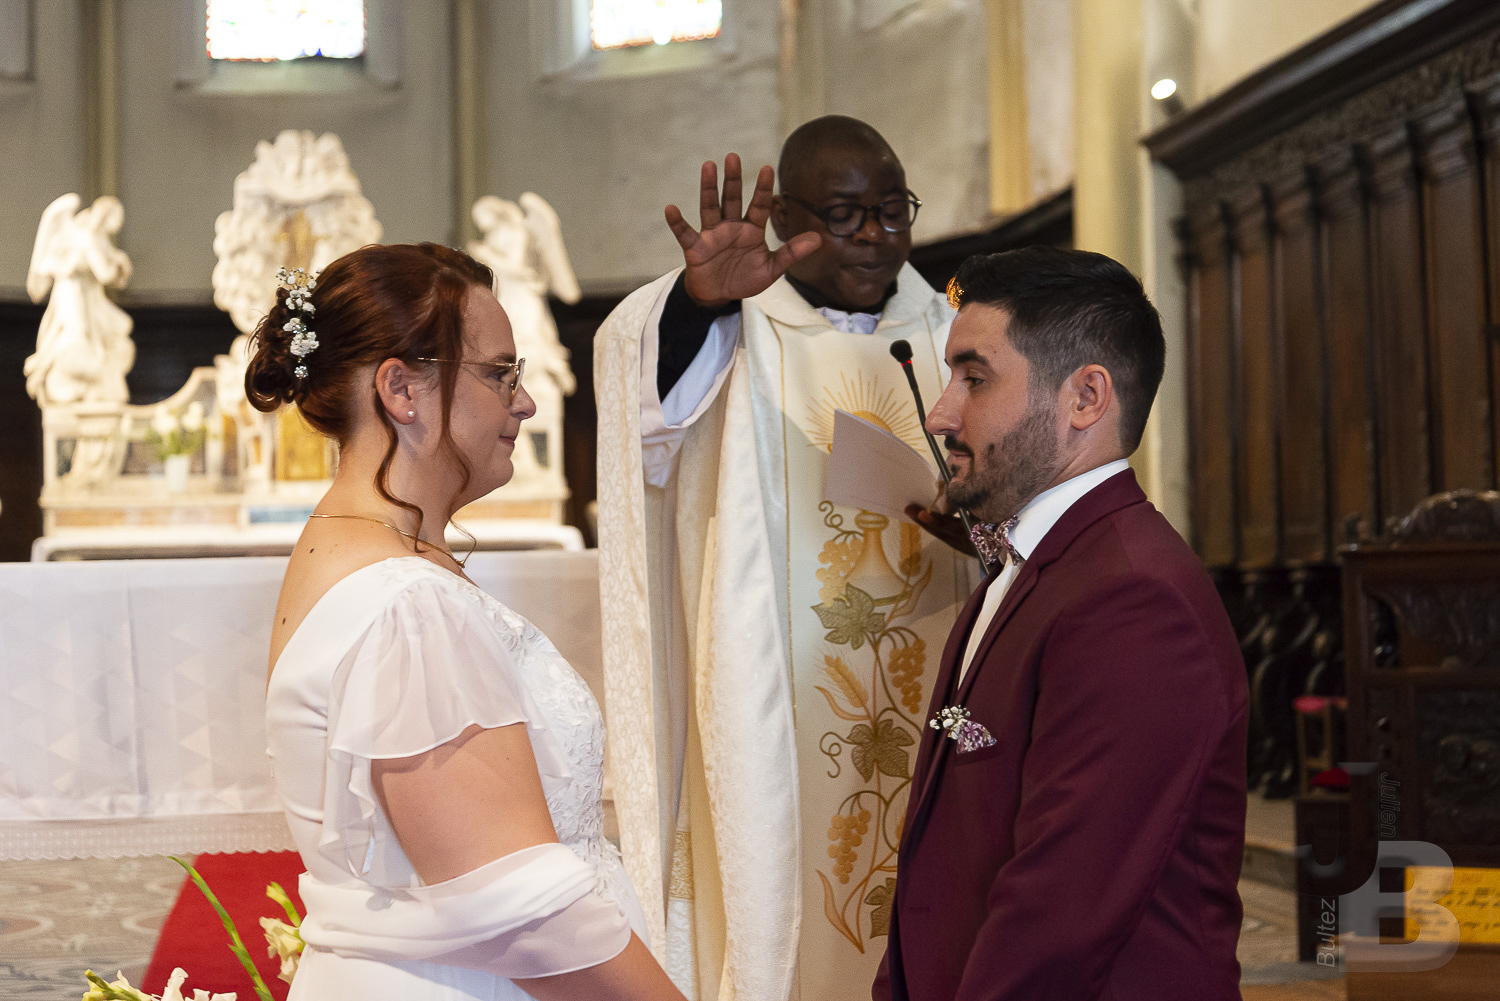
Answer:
[{"xmin": 164, "ymin": 453, "xmax": 190, "ymax": 494}]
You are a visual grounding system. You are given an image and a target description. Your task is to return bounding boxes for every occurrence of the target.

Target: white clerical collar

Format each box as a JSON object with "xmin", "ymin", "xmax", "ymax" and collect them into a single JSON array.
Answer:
[
  {"xmin": 1008, "ymin": 458, "xmax": 1131, "ymax": 560},
  {"xmin": 815, "ymin": 306, "xmax": 881, "ymax": 335}
]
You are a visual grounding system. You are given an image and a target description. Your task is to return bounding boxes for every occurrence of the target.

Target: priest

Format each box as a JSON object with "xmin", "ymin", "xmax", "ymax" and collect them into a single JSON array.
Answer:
[{"xmin": 595, "ymin": 116, "xmax": 977, "ymax": 1001}]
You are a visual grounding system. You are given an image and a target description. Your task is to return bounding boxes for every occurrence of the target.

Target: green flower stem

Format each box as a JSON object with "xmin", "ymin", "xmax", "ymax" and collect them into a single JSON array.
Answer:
[
  {"xmin": 170, "ymin": 856, "xmax": 275, "ymax": 1001},
  {"xmin": 266, "ymin": 881, "xmax": 302, "ymax": 927}
]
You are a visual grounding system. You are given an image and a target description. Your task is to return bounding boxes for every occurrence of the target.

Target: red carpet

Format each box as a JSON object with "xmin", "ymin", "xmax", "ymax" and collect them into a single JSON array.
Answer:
[{"xmin": 143, "ymin": 851, "xmax": 306, "ymax": 1000}]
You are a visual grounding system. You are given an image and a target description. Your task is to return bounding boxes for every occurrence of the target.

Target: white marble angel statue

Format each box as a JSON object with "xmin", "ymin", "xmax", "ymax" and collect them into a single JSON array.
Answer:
[
  {"xmin": 24, "ymin": 193, "xmax": 135, "ymax": 407},
  {"xmin": 468, "ymin": 193, "xmax": 579, "ymax": 483}
]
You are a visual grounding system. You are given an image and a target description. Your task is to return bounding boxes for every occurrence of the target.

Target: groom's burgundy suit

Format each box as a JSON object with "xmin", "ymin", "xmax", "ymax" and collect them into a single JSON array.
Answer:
[{"xmin": 873, "ymin": 469, "xmax": 1247, "ymax": 1001}]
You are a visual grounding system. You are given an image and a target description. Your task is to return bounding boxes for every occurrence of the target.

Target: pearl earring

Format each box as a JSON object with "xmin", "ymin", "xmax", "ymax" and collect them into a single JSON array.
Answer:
[{"xmin": 407, "ymin": 410, "xmax": 415, "ymax": 418}]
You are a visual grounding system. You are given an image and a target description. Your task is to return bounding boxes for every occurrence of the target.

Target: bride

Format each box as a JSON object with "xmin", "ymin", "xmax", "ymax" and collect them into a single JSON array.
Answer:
[{"xmin": 250, "ymin": 243, "xmax": 685, "ymax": 1000}]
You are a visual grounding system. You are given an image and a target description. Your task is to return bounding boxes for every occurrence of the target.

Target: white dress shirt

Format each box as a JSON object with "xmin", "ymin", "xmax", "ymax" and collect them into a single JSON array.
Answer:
[{"xmin": 957, "ymin": 458, "xmax": 1132, "ymax": 684}]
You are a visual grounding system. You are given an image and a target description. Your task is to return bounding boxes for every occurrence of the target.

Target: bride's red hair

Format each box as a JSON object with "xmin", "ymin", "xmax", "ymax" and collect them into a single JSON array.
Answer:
[{"xmin": 245, "ymin": 242, "xmax": 495, "ymax": 542}]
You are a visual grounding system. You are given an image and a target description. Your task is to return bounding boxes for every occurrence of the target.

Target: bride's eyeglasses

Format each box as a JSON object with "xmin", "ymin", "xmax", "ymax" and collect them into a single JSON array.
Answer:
[{"xmin": 417, "ymin": 356, "xmax": 526, "ymax": 403}]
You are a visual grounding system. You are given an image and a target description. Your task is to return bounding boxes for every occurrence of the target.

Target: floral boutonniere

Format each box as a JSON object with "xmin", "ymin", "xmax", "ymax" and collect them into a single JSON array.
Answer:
[{"xmin": 929, "ymin": 705, "xmax": 997, "ymax": 754}]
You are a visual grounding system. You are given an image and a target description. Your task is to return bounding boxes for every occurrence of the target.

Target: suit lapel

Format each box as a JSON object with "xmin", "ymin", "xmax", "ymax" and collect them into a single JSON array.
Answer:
[
  {"xmin": 898, "ymin": 470, "xmax": 1149, "ymax": 856},
  {"xmin": 901, "ymin": 563, "xmax": 1039, "ymax": 852},
  {"xmin": 908, "ymin": 578, "xmax": 990, "ymax": 797},
  {"xmin": 952, "ymin": 565, "xmax": 1039, "ymax": 705}
]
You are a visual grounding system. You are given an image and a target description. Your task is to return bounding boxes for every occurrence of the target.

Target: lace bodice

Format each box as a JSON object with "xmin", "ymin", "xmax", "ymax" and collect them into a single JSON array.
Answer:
[{"xmin": 416, "ymin": 566, "xmax": 632, "ymax": 903}]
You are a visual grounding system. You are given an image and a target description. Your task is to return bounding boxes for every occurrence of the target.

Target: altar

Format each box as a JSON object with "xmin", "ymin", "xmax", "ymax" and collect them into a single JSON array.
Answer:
[
  {"xmin": 25, "ymin": 130, "xmax": 586, "ymax": 565},
  {"xmin": 0, "ymin": 549, "xmax": 604, "ymax": 861}
]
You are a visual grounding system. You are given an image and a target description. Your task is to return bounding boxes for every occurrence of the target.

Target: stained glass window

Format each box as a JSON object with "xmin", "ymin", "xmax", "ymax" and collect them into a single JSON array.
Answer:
[
  {"xmin": 207, "ymin": 0, "xmax": 366, "ymax": 61},
  {"xmin": 591, "ymin": 0, "xmax": 722, "ymax": 50}
]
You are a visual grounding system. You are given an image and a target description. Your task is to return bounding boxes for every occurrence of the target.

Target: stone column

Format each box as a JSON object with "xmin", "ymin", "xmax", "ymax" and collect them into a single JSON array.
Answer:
[
  {"xmin": 82, "ymin": 0, "xmax": 119, "ymax": 201},
  {"xmin": 1075, "ymin": 0, "xmax": 1192, "ymax": 534},
  {"xmin": 452, "ymin": 0, "xmax": 480, "ymax": 246},
  {"xmin": 987, "ymin": 0, "xmax": 1031, "ymax": 215}
]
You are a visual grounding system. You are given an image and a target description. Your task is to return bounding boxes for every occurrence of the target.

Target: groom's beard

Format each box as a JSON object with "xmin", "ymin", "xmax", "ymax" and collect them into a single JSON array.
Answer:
[{"xmin": 944, "ymin": 397, "xmax": 1060, "ymax": 525}]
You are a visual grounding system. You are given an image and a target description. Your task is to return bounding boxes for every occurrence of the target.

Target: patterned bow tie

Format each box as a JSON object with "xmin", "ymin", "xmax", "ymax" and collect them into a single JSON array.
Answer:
[{"xmin": 970, "ymin": 516, "xmax": 1024, "ymax": 568}]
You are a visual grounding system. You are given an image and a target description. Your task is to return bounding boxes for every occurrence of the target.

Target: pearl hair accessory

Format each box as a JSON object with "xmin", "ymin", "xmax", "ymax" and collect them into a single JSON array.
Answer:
[{"xmin": 276, "ymin": 267, "xmax": 319, "ymax": 380}]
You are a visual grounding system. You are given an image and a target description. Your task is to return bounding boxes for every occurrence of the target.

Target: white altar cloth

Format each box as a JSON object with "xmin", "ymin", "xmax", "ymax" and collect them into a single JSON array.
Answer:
[
  {"xmin": 33, "ymin": 519, "xmax": 584, "ymax": 561},
  {"xmin": 0, "ymin": 550, "xmax": 603, "ymax": 860}
]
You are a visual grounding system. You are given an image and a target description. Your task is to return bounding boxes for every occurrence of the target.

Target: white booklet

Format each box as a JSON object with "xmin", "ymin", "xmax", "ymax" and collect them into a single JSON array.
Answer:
[{"xmin": 824, "ymin": 409, "xmax": 941, "ymax": 520}]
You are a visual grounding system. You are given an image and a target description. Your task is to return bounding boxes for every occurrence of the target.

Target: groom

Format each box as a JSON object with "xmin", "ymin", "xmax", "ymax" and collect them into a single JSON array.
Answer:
[{"xmin": 877, "ymin": 248, "xmax": 1248, "ymax": 1000}]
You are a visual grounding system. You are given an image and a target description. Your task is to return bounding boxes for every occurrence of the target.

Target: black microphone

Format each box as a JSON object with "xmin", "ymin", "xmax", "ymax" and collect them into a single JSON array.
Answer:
[
  {"xmin": 890, "ymin": 340, "xmax": 950, "ymax": 486},
  {"xmin": 889, "ymin": 340, "xmax": 990, "ymax": 574}
]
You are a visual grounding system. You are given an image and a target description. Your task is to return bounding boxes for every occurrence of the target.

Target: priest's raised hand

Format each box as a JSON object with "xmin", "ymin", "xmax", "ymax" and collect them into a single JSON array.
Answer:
[{"xmin": 663, "ymin": 153, "xmax": 822, "ymax": 308}]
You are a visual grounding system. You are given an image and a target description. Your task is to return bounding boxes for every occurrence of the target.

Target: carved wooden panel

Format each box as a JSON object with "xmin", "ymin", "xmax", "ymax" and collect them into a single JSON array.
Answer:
[
  {"xmin": 1272, "ymin": 169, "xmax": 1330, "ymax": 562},
  {"xmin": 1476, "ymin": 78, "xmax": 1500, "ymax": 497},
  {"xmin": 1368, "ymin": 125, "xmax": 1435, "ymax": 521},
  {"xmin": 1344, "ymin": 492, "xmax": 1500, "ymax": 868},
  {"xmin": 1416, "ymin": 100, "xmax": 1493, "ymax": 492},
  {"xmin": 1232, "ymin": 187, "xmax": 1282, "ymax": 567},
  {"xmin": 1315, "ymin": 148, "xmax": 1381, "ymax": 539},
  {"xmin": 1419, "ymin": 690, "xmax": 1500, "ymax": 848},
  {"xmin": 1188, "ymin": 204, "xmax": 1239, "ymax": 566},
  {"xmin": 1155, "ymin": 13, "xmax": 1500, "ymax": 569}
]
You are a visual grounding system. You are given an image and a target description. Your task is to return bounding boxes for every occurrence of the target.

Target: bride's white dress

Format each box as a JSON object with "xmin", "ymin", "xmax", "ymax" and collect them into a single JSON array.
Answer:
[{"xmin": 266, "ymin": 557, "xmax": 648, "ymax": 999}]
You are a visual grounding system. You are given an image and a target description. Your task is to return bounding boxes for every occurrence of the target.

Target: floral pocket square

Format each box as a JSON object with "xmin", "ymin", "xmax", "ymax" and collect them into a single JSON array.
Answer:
[
  {"xmin": 954, "ymin": 719, "xmax": 997, "ymax": 754},
  {"xmin": 929, "ymin": 706, "xmax": 997, "ymax": 753}
]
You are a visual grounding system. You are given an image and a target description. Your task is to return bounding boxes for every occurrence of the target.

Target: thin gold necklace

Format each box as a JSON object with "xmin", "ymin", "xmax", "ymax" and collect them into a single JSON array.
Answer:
[{"xmin": 307, "ymin": 513, "xmax": 468, "ymax": 569}]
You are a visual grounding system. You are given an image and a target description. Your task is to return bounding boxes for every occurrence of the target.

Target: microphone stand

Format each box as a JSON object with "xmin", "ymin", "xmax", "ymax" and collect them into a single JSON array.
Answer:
[{"xmin": 889, "ymin": 340, "xmax": 994, "ymax": 577}]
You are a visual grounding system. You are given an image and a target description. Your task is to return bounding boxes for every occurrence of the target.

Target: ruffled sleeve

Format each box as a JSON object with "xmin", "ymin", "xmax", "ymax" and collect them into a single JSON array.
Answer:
[{"xmin": 318, "ymin": 572, "xmax": 573, "ymax": 878}]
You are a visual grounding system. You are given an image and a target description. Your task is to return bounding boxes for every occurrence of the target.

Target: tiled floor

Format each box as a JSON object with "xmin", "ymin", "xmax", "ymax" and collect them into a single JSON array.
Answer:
[
  {"xmin": 1239, "ymin": 793, "xmax": 1345, "ymax": 999},
  {"xmin": 1238, "ymin": 878, "xmax": 1343, "ymax": 991},
  {"xmin": 0, "ymin": 854, "xmax": 181, "ymax": 998},
  {"xmin": 0, "ymin": 853, "xmax": 1340, "ymax": 1000},
  {"xmin": 0, "ymin": 797, "xmax": 1338, "ymax": 997}
]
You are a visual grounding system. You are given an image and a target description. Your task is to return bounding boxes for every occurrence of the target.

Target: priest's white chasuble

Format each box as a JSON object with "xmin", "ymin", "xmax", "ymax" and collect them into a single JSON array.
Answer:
[{"xmin": 596, "ymin": 265, "xmax": 975, "ymax": 1001}]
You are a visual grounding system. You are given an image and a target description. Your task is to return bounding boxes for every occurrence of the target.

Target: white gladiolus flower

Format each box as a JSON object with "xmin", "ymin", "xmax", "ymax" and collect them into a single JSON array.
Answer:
[
  {"xmin": 82, "ymin": 967, "xmax": 238, "ymax": 1001},
  {"xmin": 181, "ymin": 401, "xmax": 205, "ymax": 432},
  {"xmin": 151, "ymin": 406, "xmax": 180, "ymax": 438},
  {"xmin": 261, "ymin": 916, "xmax": 304, "ymax": 983},
  {"xmin": 160, "ymin": 967, "xmax": 237, "ymax": 1001},
  {"xmin": 81, "ymin": 969, "xmax": 155, "ymax": 1000}
]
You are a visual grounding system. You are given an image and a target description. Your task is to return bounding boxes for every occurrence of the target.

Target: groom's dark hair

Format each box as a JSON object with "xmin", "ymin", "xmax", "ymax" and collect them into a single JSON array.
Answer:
[{"xmin": 952, "ymin": 247, "xmax": 1165, "ymax": 453}]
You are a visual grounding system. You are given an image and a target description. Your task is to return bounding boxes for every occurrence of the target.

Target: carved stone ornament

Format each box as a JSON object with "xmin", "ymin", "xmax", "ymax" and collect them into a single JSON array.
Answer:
[
  {"xmin": 211, "ymin": 130, "xmax": 382, "ymax": 337},
  {"xmin": 209, "ymin": 131, "xmax": 380, "ymax": 489}
]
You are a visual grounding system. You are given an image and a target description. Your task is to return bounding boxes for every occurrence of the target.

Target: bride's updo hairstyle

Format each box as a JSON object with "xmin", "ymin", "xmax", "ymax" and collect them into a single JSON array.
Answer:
[{"xmin": 244, "ymin": 242, "xmax": 495, "ymax": 534}]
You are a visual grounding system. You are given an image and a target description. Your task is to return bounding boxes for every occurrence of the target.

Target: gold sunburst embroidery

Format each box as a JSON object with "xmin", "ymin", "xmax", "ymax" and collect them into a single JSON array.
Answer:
[{"xmin": 806, "ymin": 372, "xmax": 923, "ymax": 454}]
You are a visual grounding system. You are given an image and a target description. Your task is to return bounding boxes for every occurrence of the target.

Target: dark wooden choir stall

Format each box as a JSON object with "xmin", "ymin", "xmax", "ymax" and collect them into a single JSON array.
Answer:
[{"xmin": 1147, "ymin": 0, "xmax": 1500, "ymax": 994}]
